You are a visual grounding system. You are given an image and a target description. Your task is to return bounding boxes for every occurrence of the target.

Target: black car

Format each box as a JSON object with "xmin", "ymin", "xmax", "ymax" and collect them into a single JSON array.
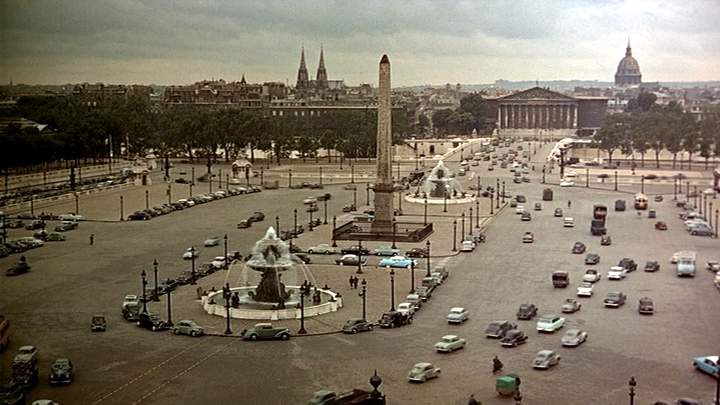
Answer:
[
  {"xmin": 237, "ymin": 220, "xmax": 251, "ymax": 229},
  {"xmin": 175, "ymin": 270, "xmax": 195, "ymax": 285},
  {"xmin": 24, "ymin": 220, "xmax": 45, "ymax": 231},
  {"xmin": 158, "ymin": 278, "xmax": 178, "ymax": 293},
  {"xmin": 377, "ymin": 311, "xmax": 412, "ymax": 328},
  {"xmin": 584, "ymin": 253, "xmax": 600, "ymax": 265},
  {"xmin": 122, "ymin": 303, "xmax": 141, "ymax": 321},
  {"xmin": 485, "ymin": 321, "xmax": 516, "ymax": 338},
  {"xmin": 516, "ymin": 304, "xmax": 538, "ymax": 320},
  {"xmin": 128, "ymin": 211, "xmax": 151, "ymax": 221},
  {"xmin": 405, "ymin": 247, "xmax": 429, "ymax": 258},
  {"xmin": 49, "ymin": 358, "xmax": 74, "ymax": 385},
  {"xmin": 644, "ymin": 261, "xmax": 660, "ymax": 272},
  {"xmin": 615, "ymin": 200, "xmax": 626, "ymax": 211},
  {"xmin": 340, "ymin": 245, "xmax": 370, "ymax": 256},
  {"xmin": 136, "ymin": 312, "xmax": 169, "ymax": 331},
  {"xmin": 500, "ymin": 329, "xmax": 528, "ymax": 347},
  {"xmin": 54, "ymin": 221, "xmax": 78, "ymax": 232},
  {"xmin": 6, "ymin": 262, "xmax": 31, "ymax": 276},
  {"xmin": 572, "ymin": 242, "xmax": 586, "ymax": 254},
  {"xmin": 342, "ymin": 318, "xmax": 374, "ymax": 334},
  {"xmin": 618, "ymin": 258, "xmax": 637, "ymax": 272},
  {"xmin": 248, "ymin": 212, "xmax": 265, "ymax": 222}
]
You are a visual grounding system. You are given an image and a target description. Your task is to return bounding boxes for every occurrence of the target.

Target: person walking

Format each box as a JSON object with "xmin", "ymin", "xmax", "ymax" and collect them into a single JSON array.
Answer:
[
  {"xmin": 353, "ymin": 277, "xmax": 359, "ymax": 289},
  {"xmin": 467, "ymin": 394, "xmax": 480, "ymax": 405},
  {"xmin": 349, "ymin": 275, "xmax": 354, "ymax": 288},
  {"xmin": 89, "ymin": 234, "xmax": 95, "ymax": 245},
  {"xmin": 567, "ymin": 200, "xmax": 572, "ymax": 209}
]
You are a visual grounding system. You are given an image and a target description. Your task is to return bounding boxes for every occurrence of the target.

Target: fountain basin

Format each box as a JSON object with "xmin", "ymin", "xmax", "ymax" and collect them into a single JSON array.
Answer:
[
  {"xmin": 202, "ymin": 286, "xmax": 343, "ymax": 320},
  {"xmin": 405, "ymin": 194, "xmax": 476, "ymax": 205}
]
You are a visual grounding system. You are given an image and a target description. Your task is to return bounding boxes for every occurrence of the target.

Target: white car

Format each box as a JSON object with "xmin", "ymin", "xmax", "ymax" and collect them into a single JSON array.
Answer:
[
  {"xmin": 560, "ymin": 180, "xmax": 575, "ymax": 187},
  {"xmin": 671, "ymin": 250, "xmax": 694, "ymax": 264},
  {"xmin": 565, "ymin": 171, "xmax": 577, "ymax": 178},
  {"xmin": 446, "ymin": 307, "xmax": 470, "ymax": 324},
  {"xmin": 182, "ymin": 248, "xmax": 199, "ymax": 260},
  {"xmin": 407, "ymin": 362, "xmax": 441, "ymax": 383},
  {"xmin": 582, "ymin": 269, "xmax": 601, "ymax": 283},
  {"xmin": 59, "ymin": 213, "xmax": 84, "ymax": 221},
  {"xmin": 515, "ymin": 205, "xmax": 525, "ymax": 214},
  {"xmin": 576, "ymin": 282, "xmax": 594, "ymax": 297},
  {"xmin": 536, "ymin": 314, "xmax": 566, "ymax": 333},
  {"xmin": 434, "ymin": 335, "xmax": 466, "ymax": 353},
  {"xmin": 303, "ymin": 197, "xmax": 317, "ymax": 205},
  {"xmin": 607, "ymin": 266, "xmax": 627, "ymax": 280},
  {"xmin": 397, "ymin": 302, "xmax": 415, "ymax": 317},
  {"xmin": 563, "ymin": 217, "xmax": 575, "ymax": 227},
  {"xmin": 211, "ymin": 256, "xmax": 226, "ymax": 269},
  {"xmin": 122, "ymin": 294, "xmax": 139, "ymax": 309}
]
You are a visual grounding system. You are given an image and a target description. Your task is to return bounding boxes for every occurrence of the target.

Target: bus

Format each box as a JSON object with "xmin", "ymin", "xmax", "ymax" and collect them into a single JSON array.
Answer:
[
  {"xmin": 634, "ymin": 193, "xmax": 648, "ymax": 210},
  {"xmin": 676, "ymin": 251, "xmax": 697, "ymax": 277}
]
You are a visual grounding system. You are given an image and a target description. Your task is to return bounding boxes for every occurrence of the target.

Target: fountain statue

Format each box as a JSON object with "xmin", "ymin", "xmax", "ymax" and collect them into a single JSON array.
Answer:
[
  {"xmin": 422, "ymin": 160, "xmax": 463, "ymax": 198},
  {"xmin": 245, "ymin": 227, "xmax": 293, "ymax": 307}
]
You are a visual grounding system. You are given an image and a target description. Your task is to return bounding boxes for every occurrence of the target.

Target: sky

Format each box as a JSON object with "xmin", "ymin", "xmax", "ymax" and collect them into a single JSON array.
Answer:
[{"xmin": 1, "ymin": 0, "xmax": 719, "ymax": 86}]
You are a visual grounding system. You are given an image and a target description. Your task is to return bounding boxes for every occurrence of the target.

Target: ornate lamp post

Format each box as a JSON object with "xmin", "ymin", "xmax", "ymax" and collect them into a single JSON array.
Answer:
[
  {"xmin": 391, "ymin": 219, "xmax": 397, "ymax": 249},
  {"xmin": 166, "ymin": 284, "xmax": 173, "ymax": 326},
  {"xmin": 190, "ymin": 246, "xmax": 197, "ymax": 284},
  {"xmin": 469, "ymin": 207, "xmax": 473, "ymax": 234},
  {"xmin": 389, "ymin": 268, "xmax": 396, "ymax": 311},
  {"xmin": 153, "ymin": 259, "xmax": 160, "ymax": 302},
  {"xmin": 323, "ymin": 200, "xmax": 328, "ymax": 224},
  {"xmin": 490, "ymin": 191, "xmax": 494, "ymax": 215},
  {"xmin": 501, "ymin": 181, "xmax": 506, "ymax": 204},
  {"xmin": 275, "ymin": 216, "xmax": 280, "ymax": 233},
  {"xmin": 297, "ymin": 284, "xmax": 307, "ymax": 334},
  {"xmin": 223, "ymin": 234, "xmax": 229, "ymax": 269},
  {"xmin": 586, "ymin": 167, "xmax": 590, "ymax": 188},
  {"xmin": 443, "ymin": 194, "xmax": 447, "ymax": 213},
  {"xmin": 120, "ymin": 196, "xmax": 124, "ymax": 221},
  {"xmin": 351, "ymin": 164, "xmax": 355, "ymax": 183},
  {"xmin": 308, "ymin": 209, "xmax": 314, "ymax": 232},
  {"xmin": 423, "ymin": 198, "xmax": 428, "ymax": 225},
  {"xmin": 319, "ymin": 166, "xmax": 323, "ymax": 186},
  {"xmin": 359, "ymin": 279, "xmax": 367, "ymax": 320},
  {"xmin": 640, "ymin": 176, "xmax": 645, "ymax": 193},
  {"xmin": 452, "ymin": 220, "xmax": 457, "ymax": 252},
  {"xmin": 628, "ymin": 376, "xmax": 637, "ymax": 405},
  {"xmin": 496, "ymin": 179, "xmax": 500, "ymax": 208},
  {"xmin": 293, "ymin": 208, "xmax": 298, "ymax": 239},
  {"xmin": 461, "ymin": 212, "xmax": 465, "ymax": 238},
  {"xmin": 366, "ymin": 183, "xmax": 370, "ymax": 205},
  {"xmin": 140, "ymin": 270, "xmax": 148, "ymax": 314},
  {"xmin": 425, "ymin": 240, "xmax": 431, "ymax": 277},
  {"xmin": 288, "ymin": 168, "xmax": 293, "ymax": 188},
  {"xmin": 409, "ymin": 260, "xmax": 415, "ymax": 293},
  {"xmin": 673, "ymin": 178, "xmax": 677, "ymax": 201},
  {"xmin": 223, "ymin": 283, "xmax": 232, "ymax": 335},
  {"xmin": 356, "ymin": 240, "xmax": 364, "ymax": 274},
  {"xmin": 475, "ymin": 200, "xmax": 480, "ymax": 228},
  {"xmin": 332, "ymin": 216, "xmax": 338, "ymax": 247},
  {"xmin": 614, "ymin": 170, "xmax": 618, "ymax": 191}
]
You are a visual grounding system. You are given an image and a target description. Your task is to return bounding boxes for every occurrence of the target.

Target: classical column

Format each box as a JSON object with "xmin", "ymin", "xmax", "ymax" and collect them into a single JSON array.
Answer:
[
  {"xmin": 573, "ymin": 105, "xmax": 578, "ymax": 128},
  {"xmin": 504, "ymin": 105, "xmax": 509, "ymax": 129},
  {"xmin": 524, "ymin": 104, "xmax": 529, "ymax": 128},
  {"xmin": 510, "ymin": 105, "xmax": 515, "ymax": 128},
  {"xmin": 565, "ymin": 105, "xmax": 571, "ymax": 128},
  {"xmin": 497, "ymin": 105, "xmax": 502, "ymax": 129},
  {"xmin": 545, "ymin": 105, "xmax": 550, "ymax": 129}
]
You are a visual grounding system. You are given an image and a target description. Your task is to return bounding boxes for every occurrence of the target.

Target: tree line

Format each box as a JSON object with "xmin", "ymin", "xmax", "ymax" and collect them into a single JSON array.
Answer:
[
  {"xmin": 595, "ymin": 94, "xmax": 720, "ymax": 169},
  {"xmin": 430, "ymin": 93, "xmax": 497, "ymax": 136},
  {"xmin": 1, "ymin": 96, "xmax": 412, "ymax": 172}
]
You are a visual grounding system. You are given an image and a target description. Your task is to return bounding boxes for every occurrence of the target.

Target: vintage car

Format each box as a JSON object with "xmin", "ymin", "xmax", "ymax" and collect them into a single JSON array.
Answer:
[
  {"xmin": 446, "ymin": 307, "xmax": 470, "ymax": 324},
  {"xmin": 241, "ymin": 323, "xmax": 291, "ymax": 341},
  {"xmin": 500, "ymin": 329, "xmax": 528, "ymax": 347},
  {"xmin": 638, "ymin": 297, "xmax": 654, "ymax": 315},
  {"xmin": 434, "ymin": 335, "xmax": 466, "ymax": 352},
  {"xmin": 561, "ymin": 329, "xmax": 588, "ymax": 347},
  {"xmin": 516, "ymin": 304, "xmax": 538, "ymax": 320},
  {"xmin": 407, "ymin": 362, "xmax": 441, "ymax": 383},
  {"xmin": 342, "ymin": 318, "xmax": 373, "ymax": 334},
  {"xmin": 532, "ymin": 350, "xmax": 561, "ymax": 369},
  {"xmin": 377, "ymin": 311, "xmax": 412, "ymax": 328},
  {"xmin": 561, "ymin": 298, "xmax": 582, "ymax": 313}
]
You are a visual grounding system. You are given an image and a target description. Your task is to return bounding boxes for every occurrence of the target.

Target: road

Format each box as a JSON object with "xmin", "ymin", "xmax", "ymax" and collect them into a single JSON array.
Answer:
[{"xmin": 1, "ymin": 141, "xmax": 719, "ymax": 405}]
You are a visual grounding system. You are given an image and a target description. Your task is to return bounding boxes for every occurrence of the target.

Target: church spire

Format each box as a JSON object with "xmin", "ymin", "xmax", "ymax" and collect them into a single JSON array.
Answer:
[
  {"xmin": 626, "ymin": 37, "xmax": 632, "ymax": 56},
  {"xmin": 316, "ymin": 44, "xmax": 328, "ymax": 88},
  {"xmin": 296, "ymin": 46, "xmax": 309, "ymax": 88},
  {"xmin": 240, "ymin": 74, "xmax": 246, "ymax": 84}
]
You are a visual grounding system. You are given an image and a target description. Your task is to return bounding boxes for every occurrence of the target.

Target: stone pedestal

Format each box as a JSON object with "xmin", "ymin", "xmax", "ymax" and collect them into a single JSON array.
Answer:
[{"xmin": 371, "ymin": 183, "xmax": 394, "ymax": 232}]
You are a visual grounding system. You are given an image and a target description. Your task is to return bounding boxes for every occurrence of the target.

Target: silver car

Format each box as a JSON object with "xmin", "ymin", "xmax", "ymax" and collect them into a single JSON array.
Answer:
[
  {"xmin": 408, "ymin": 362, "xmax": 441, "ymax": 382},
  {"xmin": 561, "ymin": 329, "xmax": 588, "ymax": 347},
  {"xmin": 532, "ymin": 350, "xmax": 561, "ymax": 369},
  {"xmin": 172, "ymin": 320, "xmax": 204, "ymax": 337},
  {"xmin": 307, "ymin": 244, "xmax": 338, "ymax": 254},
  {"xmin": 434, "ymin": 335, "xmax": 466, "ymax": 353},
  {"xmin": 446, "ymin": 307, "xmax": 470, "ymax": 324}
]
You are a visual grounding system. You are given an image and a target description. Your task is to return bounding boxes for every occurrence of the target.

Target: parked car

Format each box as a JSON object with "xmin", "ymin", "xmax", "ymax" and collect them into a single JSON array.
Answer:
[
  {"xmin": 576, "ymin": 282, "xmax": 594, "ymax": 297},
  {"xmin": 373, "ymin": 245, "xmax": 400, "ymax": 256},
  {"xmin": 24, "ymin": 220, "xmax": 45, "ymax": 231},
  {"xmin": 690, "ymin": 226, "xmax": 713, "ymax": 236},
  {"xmin": 516, "ymin": 303, "xmax": 538, "ymax": 320},
  {"xmin": 54, "ymin": 221, "xmax": 78, "ymax": 232},
  {"xmin": 182, "ymin": 248, "xmax": 199, "ymax": 260},
  {"xmin": 434, "ymin": 335, "xmax": 466, "ymax": 352},
  {"xmin": 172, "ymin": 320, "xmax": 205, "ymax": 336},
  {"xmin": 604, "ymin": 291, "xmax": 627, "ymax": 307},
  {"xmin": 532, "ymin": 350, "xmax": 561, "ymax": 369},
  {"xmin": 561, "ymin": 298, "xmax": 582, "ymax": 313},
  {"xmin": 396, "ymin": 302, "xmax": 416, "ymax": 317},
  {"xmin": 48, "ymin": 358, "xmax": 73, "ymax": 385},
  {"xmin": 342, "ymin": 318, "xmax": 373, "ymax": 334},
  {"xmin": 241, "ymin": 323, "xmax": 291, "ymax": 341},
  {"xmin": 44, "ymin": 232, "xmax": 66, "ymax": 242},
  {"xmin": 335, "ymin": 254, "xmax": 366, "ymax": 266},
  {"xmin": 600, "ymin": 235, "xmax": 612, "ymax": 245},
  {"xmin": 638, "ymin": 297, "xmax": 654, "ymax": 315},
  {"xmin": 136, "ymin": 312, "xmax": 169, "ymax": 331},
  {"xmin": 308, "ymin": 244, "xmax": 338, "ymax": 254},
  {"xmin": 377, "ymin": 311, "xmax": 412, "ymax": 328},
  {"xmin": 618, "ymin": 258, "xmax": 638, "ymax": 272},
  {"xmin": 128, "ymin": 211, "xmax": 151, "ymax": 221},
  {"xmin": 644, "ymin": 261, "xmax": 660, "ymax": 272},
  {"xmin": 415, "ymin": 286, "xmax": 432, "ymax": 302},
  {"xmin": 407, "ymin": 362, "xmax": 441, "ymax": 383},
  {"xmin": 379, "ymin": 256, "xmax": 416, "ymax": 269},
  {"xmin": 405, "ymin": 247, "xmax": 429, "ymax": 258},
  {"xmin": 446, "ymin": 307, "xmax": 470, "ymax": 324},
  {"xmin": 561, "ymin": 329, "xmax": 588, "ymax": 347},
  {"xmin": 500, "ymin": 329, "xmax": 528, "ymax": 347},
  {"xmin": 584, "ymin": 253, "xmax": 600, "ymax": 265},
  {"xmin": 485, "ymin": 320, "xmax": 515, "ymax": 338},
  {"xmin": 340, "ymin": 245, "xmax": 370, "ymax": 256},
  {"xmin": 536, "ymin": 315, "xmax": 566, "ymax": 332}
]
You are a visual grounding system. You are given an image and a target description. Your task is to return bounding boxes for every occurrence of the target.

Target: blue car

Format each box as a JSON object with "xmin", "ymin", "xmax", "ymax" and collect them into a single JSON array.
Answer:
[
  {"xmin": 693, "ymin": 355, "xmax": 719, "ymax": 377},
  {"xmin": 379, "ymin": 256, "xmax": 416, "ymax": 269}
]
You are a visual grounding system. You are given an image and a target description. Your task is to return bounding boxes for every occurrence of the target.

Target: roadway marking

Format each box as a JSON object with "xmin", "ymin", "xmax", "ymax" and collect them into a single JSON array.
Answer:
[{"xmin": 89, "ymin": 341, "xmax": 205, "ymax": 405}]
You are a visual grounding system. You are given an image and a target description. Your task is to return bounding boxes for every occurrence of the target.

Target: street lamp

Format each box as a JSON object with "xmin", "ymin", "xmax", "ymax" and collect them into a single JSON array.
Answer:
[
  {"xmin": 308, "ymin": 209, "xmax": 314, "ymax": 232},
  {"xmin": 614, "ymin": 170, "xmax": 618, "ymax": 191},
  {"xmin": 425, "ymin": 240, "xmax": 431, "ymax": 277},
  {"xmin": 640, "ymin": 176, "xmax": 645, "ymax": 193},
  {"xmin": 166, "ymin": 284, "xmax": 173, "ymax": 326},
  {"xmin": 490, "ymin": 191, "xmax": 494, "ymax": 215},
  {"xmin": 332, "ymin": 216, "xmax": 337, "ymax": 247},
  {"xmin": 409, "ymin": 260, "xmax": 415, "ymax": 293},
  {"xmin": 389, "ymin": 268, "xmax": 395, "ymax": 311},
  {"xmin": 628, "ymin": 376, "xmax": 637, "ymax": 405},
  {"xmin": 120, "ymin": 196, "xmax": 124, "ymax": 221},
  {"xmin": 190, "ymin": 246, "xmax": 197, "ymax": 284},
  {"xmin": 469, "ymin": 207, "xmax": 473, "ymax": 234},
  {"xmin": 288, "ymin": 168, "xmax": 293, "ymax": 188},
  {"xmin": 293, "ymin": 207, "xmax": 298, "ymax": 238},
  {"xmin": 356, "ymin": 240, "xmax": 364, "ymax": 274},
  {"xmin": 275, "ymin": 216, "xmax": 280, "ymax": 233},
  {"xmin": 297, "ymin": 284, "xmax": 307, "ymax": 334},
  {"xmin": 423, "ymin": 198, "xmax": 428, "ymax": 225},
  {"xmin": 359, "ymin": 279, "xmax": 367, "ymax": 320},
  {"xmin": 366, "ymin": 183, "xmax": 370, "ymax": 205},
  {"xmin": 353, "ymin": 188, "xmax": 358, "ymax": 208},
  {"xmin": 153, "ymin": 259, "xmax": 159, "ymax": 302},
  {"xmin": 461, "ymin": 212, "xmax": 465, "ymax": 239},
  {"xmin": 223, "ymin": 283, "xmax": 232, "ymax": 335},
  {"xmin": 443, "ymin": 194, "xmax": 447, "ymax": 213},
  {"xmin": 475, "ymin": 200, "xmax": 480, "ymax": 228},
  {"xmin": 542, "ymin": 165, "xmax": 546, "ymax": 184},
  {"xmin": 501, "ymin": 181, "xmax": 506, "ymax": 204},
  {"xmin": 141, "ymin": 270, "xmax": 148, "ymax": 314},
  {"xmin": 223, "ymin": 234, "xmax": 228, "ymax": 269},
  {"xmin": 323, "ymin": 200, "xmax": 328, "ymax": 224},
  {"xmin": 452, "ymin": 220, "xmax": 457, "ymax": 251},
  {"xmin": 496, "ymin": 179, "xmax": 500, "ymax": 208},
  {"xmin": 391, "ymin": 219, "xmax": 397, "ymax": 249}
]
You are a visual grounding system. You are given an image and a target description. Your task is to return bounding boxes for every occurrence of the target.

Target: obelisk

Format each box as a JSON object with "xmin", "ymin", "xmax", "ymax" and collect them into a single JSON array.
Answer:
[{"xmin": 372, "ymin": 55, "xmax": 394, "ymax": 232}]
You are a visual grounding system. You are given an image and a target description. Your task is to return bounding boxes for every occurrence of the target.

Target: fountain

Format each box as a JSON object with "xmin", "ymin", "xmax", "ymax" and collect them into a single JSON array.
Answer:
[
  {"xmin": 202, "ymin": 227, "xmax": 342, "ymax": 320},
  {"xmin": 405, "ymin": 160, "xmax": 476, "ymax": 205}
]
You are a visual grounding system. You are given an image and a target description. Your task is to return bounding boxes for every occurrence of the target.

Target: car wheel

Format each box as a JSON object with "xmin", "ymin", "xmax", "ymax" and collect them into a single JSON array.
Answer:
[
  {"xmin": 173, "ymin": 328, "xmax": 179, "ymax": 335},
  {"xmin": 408, "ymin": 317, "xmax": 413, "ymax": 324},
  {"xmin": 368, "ymin": 324, "xmax": 373, "ymax": 330},
  {"xmin": 351, "ymin": 328, "xmax": 358, "ymax": 334},
  {"xmin": 325, "ymin": 251, "xmax": 330, "ymax": 255},
  {"xmin": 339, "ymin": 262, "xmax": 344, "ymax": 266},
  {"xmin": 280, "ymin": 333, "xmax": 289, "ymax": 340},
  {"xmin": 151, "ymin": 325, "xmax": 157, "ymax": 331},
  {"xmin": 136, "ymin": 322, "xmax": 141, "ymax": 327},
  {"xmin": 308, "ymin": 250, "xmax": 313, "ymax": 254},
  {"xmin": 249, "ymin": 334, "xmax": 258, "ymax": 341},
  {"xmin": 190, "ymin": 331, "xmax": 197, "ymax": 337}
]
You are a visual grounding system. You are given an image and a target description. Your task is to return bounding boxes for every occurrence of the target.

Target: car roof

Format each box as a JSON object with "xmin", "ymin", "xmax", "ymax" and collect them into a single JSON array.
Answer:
[
  {"xmin": 450, "ymin": 307, "xmax": 465, "ymax": 312},
  {"xmin": 413, "ymin": 362, "xmax": 432, "ymax": 367},
  {"xmin": 537, "ymin": 350, "xmax": 554, "ymax": 355},
  {"xmin": 441, "ymin": 335, "xmax": 458, "ymax": 340}
]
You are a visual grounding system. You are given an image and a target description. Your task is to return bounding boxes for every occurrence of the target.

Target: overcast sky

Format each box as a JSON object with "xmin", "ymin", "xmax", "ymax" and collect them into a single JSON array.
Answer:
[{"xmin": 1, "ymin": 0, "xmax": 719, "ymax": 86}]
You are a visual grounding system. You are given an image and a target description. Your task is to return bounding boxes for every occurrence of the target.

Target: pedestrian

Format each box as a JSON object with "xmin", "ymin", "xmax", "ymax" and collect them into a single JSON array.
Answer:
[
  {"xmin": 89, "ymin": 234, "xmax": 94, "ymax": 245},
  {"xmin": 567, "ymin": 200, "xmax": 572, "ymax": 209},
  {"xmin": 349, "ymin": 275, "xmax": 354, "ymax": 288},
  {"xmin": 467, "ymin": 394, "xmax": 480, "ymax": 405},
  {"xmin": 353, "ymin": 277, "xmax": 359, "ymax": 289}
]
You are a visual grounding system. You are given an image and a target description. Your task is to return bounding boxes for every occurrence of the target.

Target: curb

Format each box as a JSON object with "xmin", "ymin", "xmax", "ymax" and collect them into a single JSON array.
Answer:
[{"xmin": 205, "ymin": 329, "xmax": 343, "ymax": 338}]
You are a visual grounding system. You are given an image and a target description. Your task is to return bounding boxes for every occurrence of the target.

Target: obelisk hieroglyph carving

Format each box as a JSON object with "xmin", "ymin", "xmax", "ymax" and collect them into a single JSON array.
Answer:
[{"xmin": 372, "ymin": 54, "xmax": 394, "ymax": 231}]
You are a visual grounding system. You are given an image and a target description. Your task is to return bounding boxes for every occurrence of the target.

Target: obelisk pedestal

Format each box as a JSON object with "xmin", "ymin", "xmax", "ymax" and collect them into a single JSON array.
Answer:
[{"xmin": 372, "ymin": 55, "xmax": 394, "ymax": 232}]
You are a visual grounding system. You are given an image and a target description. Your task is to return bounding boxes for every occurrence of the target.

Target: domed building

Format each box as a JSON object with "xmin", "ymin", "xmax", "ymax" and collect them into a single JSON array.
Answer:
[{"xmin": 615, "ymin": 40, "xmax": 642, "ymax": 87}]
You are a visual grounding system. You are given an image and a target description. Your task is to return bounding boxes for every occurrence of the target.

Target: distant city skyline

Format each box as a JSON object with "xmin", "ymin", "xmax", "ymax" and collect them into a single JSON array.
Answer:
[{"xmin": 2, "ymin": 0, "xmax": 719, "ymax": 86}]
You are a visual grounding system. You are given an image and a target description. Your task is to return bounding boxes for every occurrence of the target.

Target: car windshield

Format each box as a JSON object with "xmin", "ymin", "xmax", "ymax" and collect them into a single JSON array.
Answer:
[
  {"xmin": 450, "ymin": 309, "xmax": 463, "ymax": 314},
  {"xmin": 535, "ymin": 353, "xmax": 549, "ymax": 360},
  {"xmin": 579, "ymin": 282, "xmax": 592, "ymax": 288},
  {"xmin": 486, "ymin": 323, "xmax": 501, "ymax": 332},
  {"xmin": 565, "ymin": 330, "xmax": 578, "ymax": 338},
  {"xmin": 538, "ymin": 316, "xmax": 554, "ymax": 323},
  {"xmin": 607, "ymin": 293, "xmax": 620, "ymax": 299},
  {"xmin": 442, "ymin": 337, "xmax": 455, "ymax": 343}
]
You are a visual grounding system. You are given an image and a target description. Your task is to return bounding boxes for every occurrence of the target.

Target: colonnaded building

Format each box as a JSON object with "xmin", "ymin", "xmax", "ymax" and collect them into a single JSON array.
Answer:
[{"xmin": 488, "ymin": 86, "xmax": 608, "ymax": 139}]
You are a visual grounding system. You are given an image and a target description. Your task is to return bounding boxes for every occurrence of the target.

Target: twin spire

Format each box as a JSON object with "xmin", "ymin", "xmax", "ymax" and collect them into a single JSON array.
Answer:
[{"xmin": 296, "ymin": 45, "xmax": 328, "ymax": 89}]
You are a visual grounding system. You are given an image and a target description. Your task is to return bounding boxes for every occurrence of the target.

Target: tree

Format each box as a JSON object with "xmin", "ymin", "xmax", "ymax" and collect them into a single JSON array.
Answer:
[
  {"xmin": 680, "ymin": 114, "xmax": 699, "ymax": 169},
  {"xmin": 417, "ymin": 114, "xmax": 430, "ymax": 135},
  {"xmin": 595, "ymin": 114, "xmax": 627, "ymax": 163},
  {"xmin": 627, "ymin": 92, "xmax": 657, "ymax": 113},
  {"xmin": 432, "ymin": 109, "xmax": 453, "ymax": 135}
]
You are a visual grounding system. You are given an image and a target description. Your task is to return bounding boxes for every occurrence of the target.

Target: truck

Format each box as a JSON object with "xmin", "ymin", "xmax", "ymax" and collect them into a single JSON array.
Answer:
[
  {"xmin": 552, "ymin": 271, "xmax": 569, "ymax": 288},
  {"xmin": 676, "ymin": 251, "xmax": 697, "ymax": 277},
  {"xmin": 591, "ymin": 204, "xmax": 608, "ymax": 235},
  {"xmin": 10, "ymin": 352, "xmax": 39, "ymax": 390}
]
